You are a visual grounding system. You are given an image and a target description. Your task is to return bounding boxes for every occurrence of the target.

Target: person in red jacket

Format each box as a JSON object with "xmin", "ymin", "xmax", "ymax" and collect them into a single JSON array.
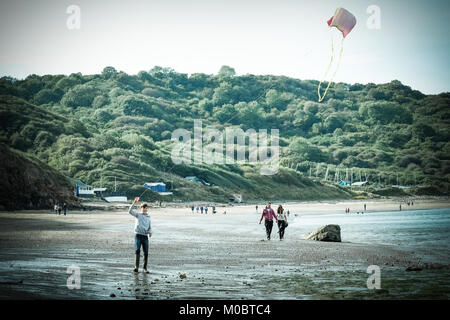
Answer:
[{"xmin": 259, "ymin": 202, "xmax": 278, "ymax": 240}]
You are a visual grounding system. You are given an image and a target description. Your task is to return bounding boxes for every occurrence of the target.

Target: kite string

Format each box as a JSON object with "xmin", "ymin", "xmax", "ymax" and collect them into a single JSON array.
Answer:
[
  {"xmin": 318, "ymin": 35, "xmax": 335, "ymax": 102},
  {"xmin": 317, "ymin": 37, "xmax": 344, "ymax": 102},
  {"xmin": 138, "ymin": 188, "xmax": 149, "ymax": 199}
]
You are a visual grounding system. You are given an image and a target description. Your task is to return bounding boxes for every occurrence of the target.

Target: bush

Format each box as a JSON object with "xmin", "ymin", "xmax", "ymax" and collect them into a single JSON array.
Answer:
[
  {"xmin": 93, "ymin": 109, "xmax": 114, "ymax": 123},
  {"xmin": 34, "ymin": 88, "xmax": 63, "ymax": 105},
  {"xmin": 121, "ymin": 95, "xmax": 156, "ymax": 117},
  {"xmin": 397, "ymin": 155, "xmax": 422, "ymax": 168},
  {"xmin": 61, "ymin": 84, "xmax": 97, "ymax": 108},
  {"xmin": 289, "ymin": 138, "xmax": 326, "ymax": 162},
  {"xmin": 92, "ymin": 95, "xmax": 109, "ymax": 108}
]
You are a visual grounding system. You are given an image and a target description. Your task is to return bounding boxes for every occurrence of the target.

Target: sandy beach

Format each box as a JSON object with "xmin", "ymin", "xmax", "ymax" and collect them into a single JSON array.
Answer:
[{"xmin": 0, "ymin": 199, "xmax": 449, "ymax": 299}]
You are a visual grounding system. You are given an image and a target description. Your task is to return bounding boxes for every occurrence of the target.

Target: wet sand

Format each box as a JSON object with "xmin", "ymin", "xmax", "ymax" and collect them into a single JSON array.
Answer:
[{"xmin": 0, "ymin": 199, "xmax": 449, "ymax": 299}]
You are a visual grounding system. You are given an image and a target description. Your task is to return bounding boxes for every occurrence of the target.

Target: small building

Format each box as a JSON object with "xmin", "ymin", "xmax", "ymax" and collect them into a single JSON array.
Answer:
[
  {"xmin": 144, "ymin": 182, "xmax": 167, "ymax": 192},
  {"xmin": 93, "ymin": 187, "xmax": 107, "ymax": 196},
  {"xmin": 184, "ymin": 176, "xmax": 210, "ymax": 186},
  {"xmin": 338, "ymin": 180, "xmax": 352, "ymax": 187},
  {"xmin": 72, "ymin": 180, "xmax": 94, "ymax": 197}
]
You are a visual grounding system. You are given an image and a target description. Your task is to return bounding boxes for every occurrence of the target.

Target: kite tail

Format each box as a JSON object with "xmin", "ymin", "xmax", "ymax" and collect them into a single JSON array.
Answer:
[{"xmin": 317, "ymin": 37, "xmax": 344, "ymax": 102}]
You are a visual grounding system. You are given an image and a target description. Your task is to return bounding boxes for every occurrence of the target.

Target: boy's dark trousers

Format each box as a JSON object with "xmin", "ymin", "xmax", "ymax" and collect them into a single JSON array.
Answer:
[
  {"xmin": 134, "ymin": 234, "xmax": 149, "ymax": 272},
  {"xmin": 265, "ymin": 220, "xmax": 273, "ymax": 240}
]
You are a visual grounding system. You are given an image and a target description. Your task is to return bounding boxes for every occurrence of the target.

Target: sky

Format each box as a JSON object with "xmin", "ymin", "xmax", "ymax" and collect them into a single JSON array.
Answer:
[{"xmin": 0, "ymin": 0, "xmax": 449, "ymax": 94}]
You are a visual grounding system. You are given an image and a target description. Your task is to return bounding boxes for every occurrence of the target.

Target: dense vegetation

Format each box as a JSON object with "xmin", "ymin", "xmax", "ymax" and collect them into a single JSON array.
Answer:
[{"xmin": 0, "ymin": 65, "xmax": 449, "ymax": 205}]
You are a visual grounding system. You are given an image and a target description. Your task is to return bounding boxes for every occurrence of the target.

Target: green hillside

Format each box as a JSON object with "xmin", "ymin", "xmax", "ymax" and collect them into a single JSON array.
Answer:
[{"xmin": 0, "ymin": 66, "xmax": 449, "ymax": 206}]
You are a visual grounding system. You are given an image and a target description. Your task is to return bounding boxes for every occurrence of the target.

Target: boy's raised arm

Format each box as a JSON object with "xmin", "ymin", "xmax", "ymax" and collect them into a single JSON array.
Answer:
[{"xmin": 128, "ymin": 199, "xmax": 138, "ymax": 217}]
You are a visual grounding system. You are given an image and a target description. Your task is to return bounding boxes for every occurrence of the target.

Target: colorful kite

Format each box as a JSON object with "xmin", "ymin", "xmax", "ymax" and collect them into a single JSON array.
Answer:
[{"xmin": 318, "ymin": 8, "xmax": 356, "ymax": 102}]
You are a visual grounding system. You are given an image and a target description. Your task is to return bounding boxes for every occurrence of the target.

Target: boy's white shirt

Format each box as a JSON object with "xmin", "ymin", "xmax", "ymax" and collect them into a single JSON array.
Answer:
[{"xmin": 128, "ymin": 204, "xmax": 152, "ymax": 235}]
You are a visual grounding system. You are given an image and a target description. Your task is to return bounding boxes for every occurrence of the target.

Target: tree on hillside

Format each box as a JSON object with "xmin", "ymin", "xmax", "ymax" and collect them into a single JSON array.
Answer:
[
  {"xmin": 120, "ymin": 95, "xmax": 160, "ymax": 117},
  {"xmin": 289, "ymin": 138, "xmax": 327, "ymax": 162},
  {"xmin": 61, "ymin": 84, "xmax": 97, "ymax": 108},
  {"xmin": 265, "ymin": 89, "xmax": 292, "ymax": 110},
  {"xmin": 218, "ymin": 65, "xmax": 236, "ymax": 77},
  {"xmin": 101, "ymin": 66, "xmax": 118, "ymax": 80},
  {"xmin": 359, "ymin": 101, "xmax": 412, "ymax": 124}
]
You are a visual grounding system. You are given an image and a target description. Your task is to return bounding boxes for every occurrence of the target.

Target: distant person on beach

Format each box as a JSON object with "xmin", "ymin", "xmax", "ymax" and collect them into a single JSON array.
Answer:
[
  {"xmin": 277, "ymin": 205, "xmax": 288, "ymax": 240},
  {"xmin": 191, "ymin": 206, "xmax": 194, "ymax": 214},
  {"xmin": 54, "ymin": 204, "xmax": 58, "ymax": 214},
  {"xmin": 63, "ymin": 203, "xmax": 67, "ymax": 216},
  {"xmin": 259, "ymin": 202, "xmax": 278, "ymax": 240},
  {"xmin": 256, "ymin": 205, "xmax": 258, "ymax": 213},
  {"xmin": 201, "ymin": 206, "xmax": 204, "ymax": 214},
  {"xmin": 196, "ymin": 207, "xmax": 199, "ymax": 214},
  {"xmin": 364, "ymin": 204, "xmax": 366, "ymax": 211},
  {"xmin": 58, "ymin": 205, "xmax": 62, "ymax": 215},
  {"xmin": 399, "ymin": 204, "xmax": 402, "ymax": 211},
  {"xmin": 128, "ymin": 199, "xmax": 152, "ymax": 274}
]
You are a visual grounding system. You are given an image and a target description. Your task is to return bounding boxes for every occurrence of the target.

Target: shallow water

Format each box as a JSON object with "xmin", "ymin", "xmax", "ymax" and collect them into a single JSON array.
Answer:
[
  {"xmin": 287, "ymin": 208, "xmax": 450, "ymax": 261},
  {"xmin": 1, "ymin": 248, "xmax": 448, "ymax": 299}
]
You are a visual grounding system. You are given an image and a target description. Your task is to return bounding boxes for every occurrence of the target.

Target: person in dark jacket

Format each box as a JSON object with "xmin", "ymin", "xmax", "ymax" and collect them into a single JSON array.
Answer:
[{"xmin": 259, "ymin": 202, "xmax": 278, "ymax": 240}]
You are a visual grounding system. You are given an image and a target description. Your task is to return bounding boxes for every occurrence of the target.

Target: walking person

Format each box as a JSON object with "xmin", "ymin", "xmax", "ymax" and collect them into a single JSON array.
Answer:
[
  {"xmin": 63, "ymin": 203, "xmax": 67, "ymax": 216},
  {"xmin": 54, "ymin": 204, "xmax": 58, "ymax": 214},
  {"xmin": 128, "ymin": 198, "xmax": 152, "ymax": 274},
  {"xmin": 196, "ymin": 207, "xmax": 199, "ymax": 214},
  {"xmin": 200, "ymin": 206, "xmax": 203, "ymax": 214},
  {"xmin": 58, "ymin": 205, "xmax": 62, "ymax": 215},
  {"xmin": 259, "ymin": 202, "xmax": 278, "ymax": 240},
  {"xmin": 191, "ymin": 205, "xmax": 194, "ymax": 214},
  {"xmin": 205, "ymin": 207, "xmax": 208, "ymax": 214},
  {"xmin": 277, "ymin": 205, "xmax": 288, "ymax": 240}
]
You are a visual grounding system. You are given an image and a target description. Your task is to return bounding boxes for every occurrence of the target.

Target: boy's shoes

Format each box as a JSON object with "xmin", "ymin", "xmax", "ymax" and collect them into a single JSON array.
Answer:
[
  {"xmin": 134, "ymin": 254, "xmax": 140, "ymax": 273},
  {"xmin": 143, "ymin": 255, "xmax": 149, "ymax": 274}
]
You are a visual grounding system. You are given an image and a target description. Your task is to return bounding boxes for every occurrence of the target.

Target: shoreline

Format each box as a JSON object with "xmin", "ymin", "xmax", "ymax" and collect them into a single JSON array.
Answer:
[{"xmin": 2, "ymin": 196, "xmax": 448, "ymax": 214}]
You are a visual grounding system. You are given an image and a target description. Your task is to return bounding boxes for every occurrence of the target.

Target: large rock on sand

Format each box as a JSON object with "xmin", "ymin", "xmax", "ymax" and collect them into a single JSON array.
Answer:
[{"xmin": 305, "ymin": 224, "xmax": 341, "ymax": 242}]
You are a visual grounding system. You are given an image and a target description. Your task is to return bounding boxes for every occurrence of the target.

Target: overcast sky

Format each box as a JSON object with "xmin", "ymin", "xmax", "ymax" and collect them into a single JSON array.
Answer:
[{"xmin": 0, "ymin": 0, "xmax": 449, "ymax": 94}]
